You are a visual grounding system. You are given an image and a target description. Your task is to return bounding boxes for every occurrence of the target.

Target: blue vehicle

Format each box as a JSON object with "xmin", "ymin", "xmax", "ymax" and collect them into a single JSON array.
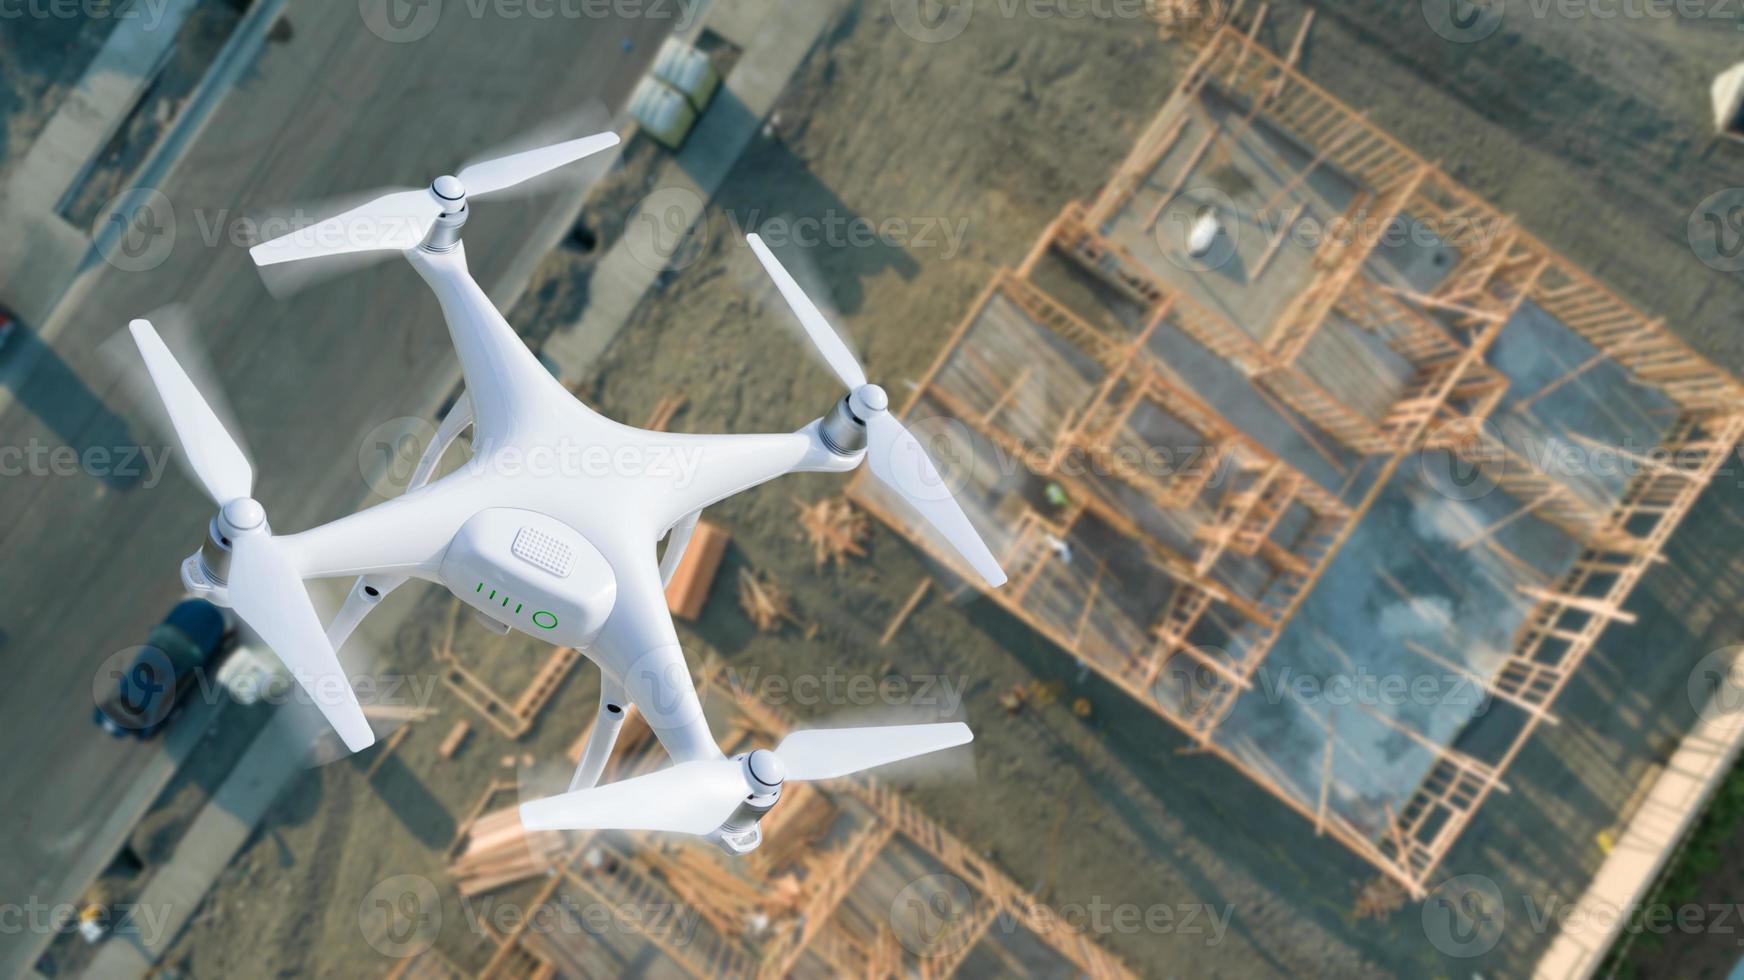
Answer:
[{"xmin": 92, "ymin": 599, "xmax": 234, "ymax": 739}]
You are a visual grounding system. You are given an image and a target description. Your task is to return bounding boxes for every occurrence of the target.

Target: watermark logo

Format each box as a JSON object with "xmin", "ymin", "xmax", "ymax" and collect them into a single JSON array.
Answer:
[
  {"xmin": 728, "ymin": 210, "xmax": 971, "ymax": 260},
  {"xmin": 359, "ymin": 874, "xmax": 442, "ymax": 958},
  {"xmin": 891, "ymin": 873, "xmax": 979, "ymax": 957},
  {"xmin": 1422, "ymin": 0, "xmax": 1507, "ymax": 42},
  {"xmin": 361, "ymin": 0, "xmax": 704, "ymax": 39},
  {"xmin": 359, "ymin": 0, "xmax": 443, "ymax": 42},
  {"xmin": 892, "ymin": 875, "xmax": 1235, "ymax": 955},
  {"xmin": 716, "ymin": 664, "xmax": 969, "ymax": 715},
  {"xmin": 459, "ymin": 891, "xmax": 702, "ymax": 943},
  {"xmin": 0, "ymin": 0, "xmax": 178, "ymax": 29},
  {"xmin": 891, "ymin": 415, "xmax": 979, "ymax": 502},
  {"xmin": 1688, "ymin": 188, "xmax": 1744, "ymax": 272},
  {"xmin": 91, "ymin": 645, "xmax": 178, "ymax": 731},
  {"xmin": 1688, "ymin": 646, "xmax": 1744, "ymax": 724},
  {"xmin": 0, "ymin": 440, "xmax": 173, "ymax": 487},
  {"xmin": 1422, "ymin": 873, "xmax": 1506, "ymax": 957},
  {"xmin": 1152, "ymin": 648, "xmax": 1238, "ymax": 728},
  {"xmin": 1419, "ymin": 417, "xmax": 1506, "ymax": 502},
  {"xmin": 891, "ymin": 0, "xmax": 974, "ymax": 42},
  {"xmin": 95, "ymin": 187, "xmax": 176, "ymax": 272},
  {"xmin": 623, "ymin": 645, "xmax": 709, "ymax": 730},
  {"xmin": 359, "ymin": 416, "xmax": 439, "ymax": 497},
  {"xmin": 626, "ymin": 186, "xmax": 709, "ymax": 273}
]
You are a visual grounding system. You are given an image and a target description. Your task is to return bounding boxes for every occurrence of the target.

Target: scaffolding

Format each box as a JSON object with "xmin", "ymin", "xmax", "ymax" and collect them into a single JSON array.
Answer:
[
  {"xmin": 849, "ymin": 24, "xmax": 1744, "ymax": 896},
  {"xmin": 434, "ymin": 680, "xmax": 1133, "ymax": 979}
]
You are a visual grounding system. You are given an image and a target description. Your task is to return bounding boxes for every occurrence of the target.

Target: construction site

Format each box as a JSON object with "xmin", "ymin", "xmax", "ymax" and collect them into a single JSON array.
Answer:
[
  {"xmin": 21, "ymin": 1, "xmax": 1744, "ymax": 978},
  {"xmin": 849, "ymin": 23, "xmax": 1744, "ymax": 899},
  {"xmin": 398, "ymin": 677, "xmax": 1134, "ymax": 979}
]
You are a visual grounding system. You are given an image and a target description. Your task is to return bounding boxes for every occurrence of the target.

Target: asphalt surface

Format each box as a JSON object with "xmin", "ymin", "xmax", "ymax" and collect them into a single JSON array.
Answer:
[{"xmin": 0, "ymin": 2, "xmax": 679, "ymax": 971}]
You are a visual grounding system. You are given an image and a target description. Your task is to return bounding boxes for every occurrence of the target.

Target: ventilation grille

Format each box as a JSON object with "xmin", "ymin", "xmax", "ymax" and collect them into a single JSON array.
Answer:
[{"xmin": 512, "ymin": 526, "xmax": 574, "ymax": 578}]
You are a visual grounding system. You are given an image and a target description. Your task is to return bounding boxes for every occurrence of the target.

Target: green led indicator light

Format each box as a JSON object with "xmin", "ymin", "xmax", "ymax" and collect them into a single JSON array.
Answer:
[
  {"xmin": 475, "ymin": 582, "xmax": 483, "ymax": 593},
  {"xmin": 531, "ymin": 611, "xmax": 559, "ymax": 630}
]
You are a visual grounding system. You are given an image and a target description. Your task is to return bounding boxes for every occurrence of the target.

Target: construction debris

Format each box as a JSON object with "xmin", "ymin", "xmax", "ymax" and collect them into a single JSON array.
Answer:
[
  {"xmin": 641, "ymin": 394, "xmax": 687, "ymax": 432},
  {"xmin": 999, "ymin": 680, "xmax": 1065, "ymax": 715},
  {"xmin": 794, "ymin": 495, "xmax": 868, "ymax": 567},
  {"xmin": 447, "ymin": 804, "xmax": 566, "ymax": 897},
  {"xmin": 737, "ymin": 568, "xmax": 798, "ymax": 632},
  {"xmin": 461, "ymin": 675, "xmax": 1136, "ymax": 979},
  {"xmin": 438, "ymin": 721, "xmax": 471, "ymax": 760},
  {"xmin": 664, "ymin": 519, "xmax": 728, "ymax": 621},
  {"xmin": 878, "ymin": 579, "xmax": 930, "ymax": 647},
  {"xmin": 1353, "ymin": 876, "xmax": 1407, "ymax": 921}
]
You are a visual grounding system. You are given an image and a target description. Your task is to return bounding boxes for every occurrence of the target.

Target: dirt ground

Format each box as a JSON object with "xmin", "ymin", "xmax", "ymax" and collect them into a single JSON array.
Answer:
[{"xmin": 146, "ymin": 3, "xmax": 1744, "ymax": 979}]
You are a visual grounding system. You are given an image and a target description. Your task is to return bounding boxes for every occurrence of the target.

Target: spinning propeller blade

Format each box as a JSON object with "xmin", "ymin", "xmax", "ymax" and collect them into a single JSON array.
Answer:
[
  {"xmin": 456, "ymin": 133, "xmax": 620, "ymax": 197},
  {"xmin": 248, "ymin": 131, "xmax": 619, "ymax": 268},
  {"xmin": 128, "ymin": 320, "xmax": 252, "ymax": 502},
  {"xmin": 520, "ymin": 723, "xmax": 971, "ymax": 834},
  {"xmin": 775, "ymin": 722, "xmax": 973, "ymax": 781},
  {"xmin": 250, "ymin": 189, "xmax": 441, "ymax": 268},
  {"xmin": 746, "ymin": 234, "xmax": 1006, "ymax": 587},
  {"xmin": 521, "ymin": 759, "xmax": 749, "ymax": 835},
  {"xmin": 128, "ymin": 319, "xmax": 374, "ymax": 752}
]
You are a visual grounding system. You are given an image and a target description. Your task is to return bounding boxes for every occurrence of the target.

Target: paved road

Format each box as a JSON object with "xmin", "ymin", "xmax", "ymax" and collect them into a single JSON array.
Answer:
[{"xmin": 0, "ymin": 2, "xmax": 680, "ymax": 972}]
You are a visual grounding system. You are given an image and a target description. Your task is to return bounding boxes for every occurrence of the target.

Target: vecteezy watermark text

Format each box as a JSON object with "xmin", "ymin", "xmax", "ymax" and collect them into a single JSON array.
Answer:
[
  {"xmin": 359, "ymin": 0, "xmax": 706, "ymax": 43},
  {"xmin": 0, "ymin": 898, "xmax": 172, "ymax": 947},
  {"xmin": 715, "ymin": 664, "xmax": 969, "ymax": 715},
  {"xmin": 892, "ymin": 875, "xmax": 1233, "ymax": 958},
  {"xmin": 0, "ymin": 440, "xmax": 173, "ymax": 486}
]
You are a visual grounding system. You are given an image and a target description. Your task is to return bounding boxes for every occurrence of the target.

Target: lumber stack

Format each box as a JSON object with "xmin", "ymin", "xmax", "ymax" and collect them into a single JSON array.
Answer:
[{"xmin": 448, "ymin": 806, "xmax": 565, "ymax": 897}]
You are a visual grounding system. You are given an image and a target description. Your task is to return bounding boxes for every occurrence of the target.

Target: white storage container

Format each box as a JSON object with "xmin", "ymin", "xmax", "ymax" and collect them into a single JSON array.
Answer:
[
  {"xmin": 629, "ymin": 76, "xmax": 698, "ymax": 151},
  {"xmin": 651, "ymin": 37, "xmax": 720, "ymax": 114}
]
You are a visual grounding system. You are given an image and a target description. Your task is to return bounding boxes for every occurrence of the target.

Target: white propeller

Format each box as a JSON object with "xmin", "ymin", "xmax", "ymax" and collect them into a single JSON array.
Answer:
[
  {"xmin": 520, "ymin": 722, "xmax": 971, "ymax": 834},
  {"xmin": 746, "ymin": 234, "xmax": 1006, "ymax": 587},
  {"xmin": 128, "ymin": 319, "xmax": 374, "ymax": 752},
  {"xmin": 249, "ymin": 132, "xmax": 619, "ymax": 267}
]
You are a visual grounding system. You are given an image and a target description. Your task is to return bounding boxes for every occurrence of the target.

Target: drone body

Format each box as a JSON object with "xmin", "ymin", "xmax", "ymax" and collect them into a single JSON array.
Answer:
[{"xmin": 132, "ymin": 130, "xmax": 1003, "ymax": 852}]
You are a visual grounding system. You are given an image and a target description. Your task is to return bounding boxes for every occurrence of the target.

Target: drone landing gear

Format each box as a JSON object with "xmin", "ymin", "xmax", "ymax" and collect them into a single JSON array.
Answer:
[{"xmin": 569, "ymin": 672, "xmax": 630, "ymax": 792}]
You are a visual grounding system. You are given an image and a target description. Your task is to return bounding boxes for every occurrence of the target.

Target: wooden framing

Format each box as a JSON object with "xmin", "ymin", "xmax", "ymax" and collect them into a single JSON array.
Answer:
[
  {"xmin": 858, "ymin": 267, "xmax": 1360, "ymax": 744},
  {"xmin": 850, "ymin": 23, "xmax": 1744, "ymax": 898},
  {"xmin": 421, "ymin": 679, "xmax": 1135, "ymax": 980},
  {"xmin": 435, "ymin": 601, "xmax": 582, "ymax": 739}
]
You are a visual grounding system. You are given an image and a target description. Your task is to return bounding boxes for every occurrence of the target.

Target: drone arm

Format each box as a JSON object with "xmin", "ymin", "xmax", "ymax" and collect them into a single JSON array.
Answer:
[
  {"xmin": 281, "ymin": 480, "xmax": 472, "ymax": 581},
  {"xmin": 405, "ymin": 244, "xmax": 568, "ymax": 447},
  {"xmin": 590, "ymin": 548, "xmax": 722, "ymax": 765},
  {"xmin": 651, "ymin": 421, "xmax": 860, "ymax": 531},
  {"xmin": 568, "ymin": 671, "xmax": 631, "ymax": 792}
]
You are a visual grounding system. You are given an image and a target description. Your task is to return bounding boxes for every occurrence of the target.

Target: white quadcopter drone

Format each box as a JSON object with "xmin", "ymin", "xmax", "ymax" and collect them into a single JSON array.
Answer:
[{"xmin": 130, "ymin": 130, "xmax": 1006, "ymax": 853}]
